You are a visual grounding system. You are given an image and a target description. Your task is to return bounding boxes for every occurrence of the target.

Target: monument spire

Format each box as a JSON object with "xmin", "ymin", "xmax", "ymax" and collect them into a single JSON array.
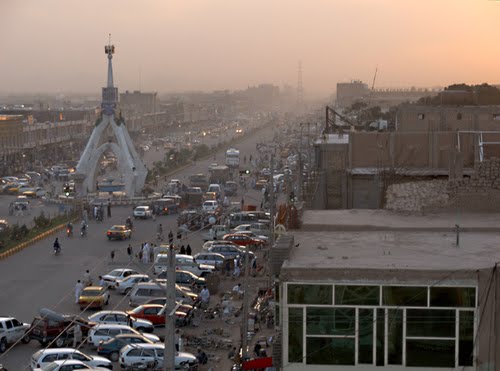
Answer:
[{"xmin": 105, "ymin": 34, "xmax": 115, "ymax": 88}]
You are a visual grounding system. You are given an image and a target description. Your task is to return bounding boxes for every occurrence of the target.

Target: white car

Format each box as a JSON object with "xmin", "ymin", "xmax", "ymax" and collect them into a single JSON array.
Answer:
[
  {"xmin": 133, "ymin": 205, "xmax": 153, "ymax": 219},
  {"xmin": 33, "ymin": 359, "xmax": 110, "ymax": 370},
  {"xmin": 101, "ymin": 268, "xmax": 139, "ymax": 289},
  {"xmin": 30, "ymin": 348, "xmax": 112, "ymax": 370},
  {"xmin": 115, "ymin": 274, "xmax": 151, "ymax": 294},
  {"xmin": 202, "ymin": 200, "xmax": 219, "ymax": 212},
  {"xmin": 0, "ymin": 316, "xmax": 31, "ymax": 352},
  {"xmin": 88, "ymin": 311, "xmax": 154, "ymax": 333},
  {"xmin": 232, "ymin": 222, "xmax": 271, "ymax": 237},
  {"xmin": 194, "ymin": 252, "xmax": 227, "ymax": 269},
  {"xmin": 88, "ymin": 324, "xmax": 160, "ymax": 348},
  {"xmin": 119, "ymin": 343, "xmax": 198, "ymax": 369}
]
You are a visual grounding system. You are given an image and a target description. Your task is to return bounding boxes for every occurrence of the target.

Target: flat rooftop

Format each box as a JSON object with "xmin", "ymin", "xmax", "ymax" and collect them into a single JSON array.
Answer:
[
  {"xmin": 282, "ymin": 210, "xmax": 500, "ymax": 275},
  {"xmin": 301, "ymin": 209, "xmax": 500, "ymax": 232}
]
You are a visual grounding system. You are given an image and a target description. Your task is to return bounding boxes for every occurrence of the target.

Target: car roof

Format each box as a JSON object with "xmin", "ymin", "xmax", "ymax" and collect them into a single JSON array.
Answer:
[
  {"xmin": 92, "ymin": 323, "xmax": 132, "ymax": 330},
  {"xmin": 83, "ymin": 286, "xmax": 105, "ymax": 290},
  {"xmin": 34, "ymin": 348, "xmax": 81, "ymax": 355}
]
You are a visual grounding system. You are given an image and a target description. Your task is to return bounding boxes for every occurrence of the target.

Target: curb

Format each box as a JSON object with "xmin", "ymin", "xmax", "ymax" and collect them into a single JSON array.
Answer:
[{"xmin": 0, "ymin": 222, "xmax": 69, "ymax": 261}]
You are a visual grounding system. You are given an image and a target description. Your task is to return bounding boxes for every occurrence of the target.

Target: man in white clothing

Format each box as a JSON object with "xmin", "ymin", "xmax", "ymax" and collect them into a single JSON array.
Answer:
[
  {"xmin": 200, "ymin": 286, "xmax": 210, "ymax": 304},
  {"xmin": 75, "ymin": 280, "xmax": 83, "ymax": 303}
]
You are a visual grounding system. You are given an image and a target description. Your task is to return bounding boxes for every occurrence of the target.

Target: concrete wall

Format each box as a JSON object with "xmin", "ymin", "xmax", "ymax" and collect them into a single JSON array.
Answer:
[
  {"xmin": 397, "ymin": 105, "xmax": 500, "ymax": 132},
  {"xmin": 385, "ymin": 180, "xmax": 449, "ymax": 212}
]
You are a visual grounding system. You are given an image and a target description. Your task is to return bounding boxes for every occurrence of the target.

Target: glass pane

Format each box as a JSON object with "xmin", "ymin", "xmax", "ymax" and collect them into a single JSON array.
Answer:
[
  {"xmin": 382, "ymin": 286, "xmax": 427, "ymax": 307},
  {"xmin": 358, "ymin": 309, "xmax": 373, "ymax": 364},
  {"xmin": 376, "ymin": 309, "xmax": 385, "ymax": 366},
  {"xmin": 459, "ymin": 311, "xmax": 474, "ymax": 366},
  {"xmin": 307, "ymin": 308, "xmax": 355, "ymax": 336},
  {"xmin": 407, "ymin": 309, "xmax": 455, "ymax": 338},
  {"xmin": 387, "ymin": 309, "xmax": 402, "ymax": 364},
  {"xmin": 430, "ymin": 287, "xmax": 476, "ymax": 308},
  {"xmin": 406, "ymin": 339, "xmax": 455, "ymax": 367},
  {"xmin": 335, "ymin": 285, "xmax": 379, "ymax": 306},
  {"xmin": 288, "ymin": 308, "xmax": 303, "ymax": 363},
  {"xmin": 288, "ymin": 284, "xmax": 332, "ymax": 305},
  {"xmin": 306, "ymin": 337, "xmax": 355, "ymax": 365}
]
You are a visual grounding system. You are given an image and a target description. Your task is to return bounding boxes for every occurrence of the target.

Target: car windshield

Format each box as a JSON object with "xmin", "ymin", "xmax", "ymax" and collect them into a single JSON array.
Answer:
[
  {"xmin": 108, "ymin": 270, "xmax": 123, "ymax": 277},
  {"xmin": 136, "ymin": 207, "xmax": 146, "ymax": 211},
  {"xmin": 130, "ymin": 306, "xmax": 145, "ymax": 314}
]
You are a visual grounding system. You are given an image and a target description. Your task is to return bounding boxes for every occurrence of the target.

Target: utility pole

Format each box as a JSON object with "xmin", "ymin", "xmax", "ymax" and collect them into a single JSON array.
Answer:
[
  {"xmin": 241, "ymin": 245, "xmax": 251, "ymax": 361},
  {"xmin": 269, "ymin": 155, "xmax": 276, "ymax": 247},
  {"xmin": 164, "ymin": 245, "xmax": 176, "ymax": 371},
  {"xmin": 298, "ymin": 124, "xmax": 304, "ymax": 202}
]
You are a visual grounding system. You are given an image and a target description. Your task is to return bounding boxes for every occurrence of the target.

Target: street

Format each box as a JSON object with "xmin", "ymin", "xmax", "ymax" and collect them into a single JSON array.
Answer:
[{"xmin": 0, "ymin": 120, "xmax": 281, "ymax": 369}]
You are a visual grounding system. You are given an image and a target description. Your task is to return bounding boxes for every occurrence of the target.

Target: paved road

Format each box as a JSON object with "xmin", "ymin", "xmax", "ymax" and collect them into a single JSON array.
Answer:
[{"xmin": 0, "ymin": 120, "xmax": 281, "ymax": 369}]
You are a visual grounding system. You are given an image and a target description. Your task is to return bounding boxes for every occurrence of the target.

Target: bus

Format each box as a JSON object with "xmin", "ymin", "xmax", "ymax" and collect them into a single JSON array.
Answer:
[{"xmin": 225, "ymin": 148, "xmax": 240, "ymax": 168}]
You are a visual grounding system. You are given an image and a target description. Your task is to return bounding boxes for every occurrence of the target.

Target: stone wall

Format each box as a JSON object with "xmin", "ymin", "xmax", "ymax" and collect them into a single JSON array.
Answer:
[
  {"xmin": 385, "ymin": 180, "xmax": 449, "ymax": 212},
  {"xmin": 448, "ymin": 158, "xmax": 500, "ymax": 212},
  {"xmin": 384, "ymin": 158, "xmax": 500, "ymax": 213}
]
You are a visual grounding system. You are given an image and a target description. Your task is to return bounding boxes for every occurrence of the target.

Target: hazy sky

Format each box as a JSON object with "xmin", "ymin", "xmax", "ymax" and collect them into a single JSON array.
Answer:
[{"xmin": 1, "ymin": 0, "xmax": 500, "ymax": 97}]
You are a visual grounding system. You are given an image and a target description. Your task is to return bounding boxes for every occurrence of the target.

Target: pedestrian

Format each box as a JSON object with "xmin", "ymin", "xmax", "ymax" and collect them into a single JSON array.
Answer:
[
  {"xmin": 196, "ymin": 348, "xmax": 208, "ymax": 365},
  {"xmin": 168, "ymin": 231, "xmax": 174, "ymax": 244},
  {"xmin": 138, "ymin": 244, "xmax": 144, "ymax": 261},
  {"xmin": 176, "ymin": 230, "xmax": 182, "ymax": 243},
  {"xmin": 241, "ymin": 197, "xmax": 244, "ymax": 210},
  {"xmin": 200, "ymin": 286, "xmax": 210, "ymax": 304},
  {"xmin": 175, "ymin": 329, "xmax": 181, "ymax": 351},
  {"xmin": 251, "ymin": 256, "xmax": 257, "ymax": 277},
  {"xmin": 127, "ymin": 244, "xmax": 133, "ymax": 261},
  {"xmin": 233, "ymin": 262, "xmax": 241, "ymax": 278},
  {"xmin": 254, "ymin": 342, "xmax": 262, "ymax": 357},
  {"xmin": 107, "ymin": 202, "xmax": 111, "ymax": 218},
  {"xmin": 149, "ymin": 243, "xmax": 155, "ymax": 263},
  {"xmin": 142, "ymin": 243, "xmax": 150, "ymax": 264},
  {"xmin": 110, "ymin": 250, "xmax": 115, "ymax": 262},
  {"xmin": 225, "ymin": 259, "xmax": 231, "ymax": 277},
  {"xmin": 186, "ymin": 244, "xmax": 192, "ymax": 256},
  {"xmin": 180, "ymin": 245, "xmax": 186, "ymax": 255},
  {"xmin": 75, "ymin": 280, "xmax": 83, "ymax": 303},
  {"xmin": 98, "ymin": 275, "xmax": 105, "ymax": 287},
  {"xmin": 228, "ymin": 347, "xmax": 237, "ymax": 360},
  {"xmin": 232, "ymin": 283, "xmax": 243, "ymax": 298},
  {"xmin": 72, "ymin": 323, "xmax": 82, "ymax": 348},
  {"xmin": 83, "ymin": 270, "xmax": 92, "ymax": 286}
]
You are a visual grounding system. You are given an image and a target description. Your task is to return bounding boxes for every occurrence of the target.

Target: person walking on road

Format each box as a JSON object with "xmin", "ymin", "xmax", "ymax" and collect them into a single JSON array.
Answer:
[
  {"xmin": 180, "ymin": 245, "xmax": 186, "ymax": 255},
  {"xmin": 75, "ymin": 280, "xmax": 83, "ymax": 303},
  {"xmin": 186, "ymin": 244, "xmax": 192, "ymax": 256},
  {"xmin": 107, "ymin": 202, "xmax": 111, "ymax": 218},
  {"xmin": 168, "ymin": 231, "xmax": 174, "ymax": 244},
  {"xmin": 127, "ymin": 244, "xmax": 133, "ymax": 261},
  {"xmin": 72, "ymin": 323, "xmax": 82, "ymax": 348}
]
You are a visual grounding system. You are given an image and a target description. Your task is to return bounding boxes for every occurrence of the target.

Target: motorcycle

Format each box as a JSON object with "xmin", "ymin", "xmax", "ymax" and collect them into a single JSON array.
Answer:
[
  {"xmin": 66, "ymin": 227, "xmax": 73, "ymax": 237},
  {"xmin": 54, "ymin": 245, "xmax": 61, "ymax": 255},
  {"xmin": 80, "ymin": 227, "xmax": 87, "ymax": 237}
]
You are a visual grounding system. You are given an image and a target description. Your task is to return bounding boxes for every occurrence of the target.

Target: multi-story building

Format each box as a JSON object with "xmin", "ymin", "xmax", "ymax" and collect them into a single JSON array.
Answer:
[{"xmin": 273, "ymin": 210, "xmax": 500, "ymax": 370}]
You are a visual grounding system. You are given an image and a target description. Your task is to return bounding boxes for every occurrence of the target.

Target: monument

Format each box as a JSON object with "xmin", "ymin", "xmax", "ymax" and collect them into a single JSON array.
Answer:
[{"xmin": 76, "ymin": 41, "xmax": 147, "ymax": 197}]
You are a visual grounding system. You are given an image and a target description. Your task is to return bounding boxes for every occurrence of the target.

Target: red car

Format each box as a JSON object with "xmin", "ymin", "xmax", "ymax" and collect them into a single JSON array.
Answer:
[
  {"xmin": 127, "ymin": 304, "xmax": 189, "ymax": 327},
  {"xmin": 222, "ymin": 233, "xmax": 265, "ymax": 248}
]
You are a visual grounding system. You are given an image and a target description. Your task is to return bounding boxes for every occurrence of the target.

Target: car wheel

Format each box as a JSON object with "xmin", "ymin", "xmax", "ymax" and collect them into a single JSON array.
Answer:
[
  {"xmin": 124, "ymin": 287, "xmax": 132, "ymax": 295},
  {"xmin": 110, "ymin": 351, "xmax": 119, "ymax": 362},
  {"xmin": 0, "ymin": 339, "xmax": 7, "ymax": 353},
  {"xmin": 55, "ymin": 337, "xmax": 65, "ymax": 347},
  {"xmin": 137, "ymin": 327, "xmax": 145, "ymax": 333},
  {"xmin": 21, "ymin": 333, "xmax": 31, "ymax": 344},
  {"xmin": 39, "ymin": 340, "xmax": 48, "ymax": 347}
]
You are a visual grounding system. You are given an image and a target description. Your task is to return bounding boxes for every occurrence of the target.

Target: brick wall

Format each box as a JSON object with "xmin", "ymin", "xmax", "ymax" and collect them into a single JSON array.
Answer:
[{"xmin": 385, "ymin": 180, "xmax": 449, "ymax": 212}]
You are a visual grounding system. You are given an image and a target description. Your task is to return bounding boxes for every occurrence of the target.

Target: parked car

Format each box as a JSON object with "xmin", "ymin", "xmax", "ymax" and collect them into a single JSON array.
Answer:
[
  {"xmin": 194, "ymin": 252, "xmax": 228, "ymax": 270},
  {"xmin": 96, "ymin": 333, "xmax": 154, "ymax": 362},
  {"xmin": 157, "ymin": 269, "xmax": 206, "ymax": 289},
  {"xmin": 232, "ymin": 222, "xmax": 271, "ymax": 237},
  {"xmin": 206, "ymin": 244, "xmax": 253, "ymax": 260},
  {"xmin": 202, "ymin": 240, "xmax": 237, "ymax": 251},
  {"xmin": 232, "ymin": 230, "xmax": 269, "ymax": 245},
  {"xmin": 223, "ymin": 233, "xmax": 265, "ymax": 248},
  {"xmin": 101, "ymin": 268, "xmax": 140, "ymax": 289},
  {"xmin": 133, "ymin": 205, "xmax": 153, "ymax": 219},
  {"xmin": 126, "ymin": 304, "xmax": 189, "ymax": 327},
  {"xmin": 29, "ymin": 314, "xmax": 95, "ymax": 348},
  {"xmin": 87, "ymin": 311, "xmax": 154, "ymax": 333},
  {"xmin": 78, "ymin": 286, "xmax": 110, "ymax": 310},
  {"xmin": 30, "ymin": 348, "xmax": 112, "ymax": 370},
  {"xmin": 87, "ymin": 324, "xmax": 160, "ymax": 348},
  {"xmin": 0, "ymin": 316, "xmax": 30, "ymax": 352},
  {"xmin": 144, "ymin": 300, "xmax": 194, "ymax": 316},
  {"xmin": 129, "ymin": 282, "xmax": 199, "ymax": 307},
  {"xmin": 154, "ymin": 254, "xmax": 215, "ymax": 277},
  {"xmin": 119, "ymin": 343, "xmax": 198, "ymax": 370},
  {"xmin": 115, "ymin": 274, "xmax": 151, "ymax": 295},
  {"xmin": 33, "ymin": 359, "xmax": 110, "ymax": 371},
  {"xmin": 106, "ymin": 225, "xmax": 131, "ymax": 240}
]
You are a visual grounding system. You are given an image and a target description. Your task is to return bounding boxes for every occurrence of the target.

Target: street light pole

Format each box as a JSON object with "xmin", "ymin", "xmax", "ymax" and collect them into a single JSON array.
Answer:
[
  {"xmin": 164, "ymin": 244, "xmax": 176, "ymax": 371},
  {"xmin": 241, "ymin": 245, "xmax": 251, "ymax": 361}
]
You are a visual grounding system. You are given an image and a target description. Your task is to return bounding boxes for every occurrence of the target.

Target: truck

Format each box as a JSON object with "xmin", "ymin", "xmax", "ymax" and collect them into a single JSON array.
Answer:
[
  {"xmin": 188, "ymin": 173, "xmax": 208, "ymax": 191},
  {"xmin": 225, "ymin": 148, "xmax": 240, "ymax": 168},
  {"xmin": 208, "ymin": 164, "xmax": 230, "ymax": 184}
]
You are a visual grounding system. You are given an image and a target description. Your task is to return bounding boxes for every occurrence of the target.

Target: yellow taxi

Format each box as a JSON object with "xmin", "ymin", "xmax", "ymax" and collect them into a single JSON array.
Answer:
[
  {"xmin": 204, "ymin": 191, "xmax": 217, "ymax": 201},
  {"xmin": 106, "ymin": 225, "xmax": 132, "ymax": 240},
  {"xmin": 78, "ymin": 286, "xmax": 110, "ymax": 310}
]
